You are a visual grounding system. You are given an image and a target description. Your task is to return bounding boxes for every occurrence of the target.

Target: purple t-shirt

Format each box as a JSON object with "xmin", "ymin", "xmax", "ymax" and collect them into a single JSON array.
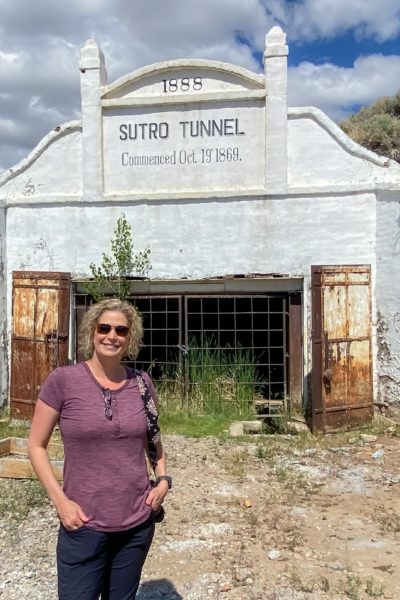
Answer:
[{"xmin": 39, "ymin": 362, "xmax": 157, "ymax": 532}]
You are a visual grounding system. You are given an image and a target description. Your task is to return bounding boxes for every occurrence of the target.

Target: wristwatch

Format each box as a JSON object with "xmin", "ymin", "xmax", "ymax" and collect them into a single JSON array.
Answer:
[{"xmin": 155, "ymin": 475, "xmax": 172, "ymax": 489}]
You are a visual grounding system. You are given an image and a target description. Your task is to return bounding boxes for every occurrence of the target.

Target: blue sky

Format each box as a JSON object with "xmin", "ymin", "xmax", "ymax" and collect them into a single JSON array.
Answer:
[
  {"xmin": 0, "ymin": 0, "xmax": 399, "ymax": 173},
  {"xmin": 287, "ymin": 32, "xmax": 400, "ymax": 114},
  {"xmin": 288, "ymin": 33, "xmax": 400, "ymax": 67}
]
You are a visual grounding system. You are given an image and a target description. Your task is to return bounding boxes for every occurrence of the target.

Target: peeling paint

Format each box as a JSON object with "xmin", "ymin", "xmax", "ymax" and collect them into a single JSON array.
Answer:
[
  {"xmin": 33, "ymin": 238, "xmax": 55, "ymax": 270},
  {"xmin": 377, "ymin": 313, "xmax": 391, "ymax": 362},
  {"xmin": 23, "ymin": 180, "xmax": 35, "ymax": 196},
  {"xmin": 378, "ymin": 341, "xmax": 391, "ymax": 362}
]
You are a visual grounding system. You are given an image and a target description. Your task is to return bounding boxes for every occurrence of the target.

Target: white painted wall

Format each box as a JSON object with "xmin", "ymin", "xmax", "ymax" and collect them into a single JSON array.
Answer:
[
  {"xmin": 6, "ymin": 194, "xmax": 376, "ymax": 281},
  {"xmin": 1, "ymin": 124, "xmax": 82, "ymax": 200},
  {"xmin": 376, "ymin": 191, "xmax": 400, "ymax": 404},
  {"xmin": 288, "ymin": 113, "xmax": 396, "ymax": 189}
]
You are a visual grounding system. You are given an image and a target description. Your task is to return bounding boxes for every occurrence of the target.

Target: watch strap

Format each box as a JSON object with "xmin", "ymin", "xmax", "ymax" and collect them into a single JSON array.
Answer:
[{"xmin": 156, "ymin": 475, "xmax": 172, "ymax": 489}]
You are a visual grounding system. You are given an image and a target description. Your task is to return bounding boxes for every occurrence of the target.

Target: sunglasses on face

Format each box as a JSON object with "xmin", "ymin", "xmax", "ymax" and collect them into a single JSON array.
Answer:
[{"xmin": 95, "ymin": 323, "xmax": 130, "ymax": 337}]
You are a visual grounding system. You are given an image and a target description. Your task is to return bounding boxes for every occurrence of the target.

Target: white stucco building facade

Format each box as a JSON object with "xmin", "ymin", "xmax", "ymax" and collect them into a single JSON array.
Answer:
[{"xmin": 1, "ymin": 27, "xmax": 399, "ymax": 428}]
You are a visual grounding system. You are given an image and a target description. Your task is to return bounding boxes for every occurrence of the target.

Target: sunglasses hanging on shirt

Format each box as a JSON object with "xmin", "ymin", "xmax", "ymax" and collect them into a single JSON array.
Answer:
[{"xmin": 102, "ymin": 388, "xmax": 113, "ymax": 420}]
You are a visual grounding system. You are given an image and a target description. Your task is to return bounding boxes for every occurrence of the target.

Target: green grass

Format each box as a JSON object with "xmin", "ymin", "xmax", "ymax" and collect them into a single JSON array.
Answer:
[
  {"xmin": 0, "ymin": 409, "xmax": 61, "ymax": 442},
  {"xmin": 159, "ymin": 411, "xmax": 235, "ymax": 437},
  {"xmin": 0, "ymin": 410, "xmax": 31, "ymax": 439},
  {"xmin": 357, "ymin": 414, "xmax": 398, "ymax": 436},
  {"xmin": 186, "ymin": 340, "xmax": 260, "ymax": 417}
]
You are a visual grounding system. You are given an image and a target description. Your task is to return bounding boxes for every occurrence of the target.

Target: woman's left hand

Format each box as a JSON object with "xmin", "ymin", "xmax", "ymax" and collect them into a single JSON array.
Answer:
[{"xmin": 145, "ymin": 479, "xmax": 169, "ymax": 512}]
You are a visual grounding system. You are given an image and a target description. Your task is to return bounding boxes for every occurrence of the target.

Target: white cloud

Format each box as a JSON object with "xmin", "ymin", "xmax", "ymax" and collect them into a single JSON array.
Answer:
[
  {"xmin": 0, "ymin": 0, "xmax": 399, "ymax": 171},
  {"xmin": 288, "ymin": 54, "xmax": 400, "ymax": 121},
  {"xmin": 94, "ymin": 0, "xmax": 272, "ymax": 77},
  {"xmin": 272, "ymin": 0, "xmax": 400, "ymax": 42}
]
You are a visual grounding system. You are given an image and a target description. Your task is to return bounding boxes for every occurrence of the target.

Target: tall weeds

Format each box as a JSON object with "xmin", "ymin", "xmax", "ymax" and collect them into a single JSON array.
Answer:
[{"xmin": 157, "ymin": 338, "xmax": 260, "ymax": 418}]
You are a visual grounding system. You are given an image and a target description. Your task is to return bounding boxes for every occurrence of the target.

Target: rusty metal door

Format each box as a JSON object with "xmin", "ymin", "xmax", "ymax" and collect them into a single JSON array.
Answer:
[
  {"xmin": 311, "ymin": 266, "xmax": 373, "ymax": 432},
  {"xmin": 11, "ymin": 271, "xmax": 71, "ymax": 419}
]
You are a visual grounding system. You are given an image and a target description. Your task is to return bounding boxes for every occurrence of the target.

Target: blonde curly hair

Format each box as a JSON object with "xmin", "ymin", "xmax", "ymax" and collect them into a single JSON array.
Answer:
[{"xmin": 79, "ymin": 298, "xmax": 143, "ymax": 359}]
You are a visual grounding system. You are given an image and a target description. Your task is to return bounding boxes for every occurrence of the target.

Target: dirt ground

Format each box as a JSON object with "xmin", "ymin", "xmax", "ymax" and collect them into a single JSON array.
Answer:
[
  {"xmin": 1, "ymin": 416, "xmax": 400, "ymax": 599},
  {"xmin": 142, "ymin": 419, "xmax": 400, "ymax": 599}
]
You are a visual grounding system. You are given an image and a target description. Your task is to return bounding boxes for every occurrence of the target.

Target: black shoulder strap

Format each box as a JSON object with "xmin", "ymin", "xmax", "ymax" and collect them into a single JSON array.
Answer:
[{"xmin": 135, "ymin": 370, "xmax": 160, "ymax": 470}]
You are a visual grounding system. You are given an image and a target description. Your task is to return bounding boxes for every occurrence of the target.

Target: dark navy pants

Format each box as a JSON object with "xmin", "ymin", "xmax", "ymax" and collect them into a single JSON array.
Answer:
[{"xmin": 57, "ymin": 515, "xmax": 155, "ymax": 600}]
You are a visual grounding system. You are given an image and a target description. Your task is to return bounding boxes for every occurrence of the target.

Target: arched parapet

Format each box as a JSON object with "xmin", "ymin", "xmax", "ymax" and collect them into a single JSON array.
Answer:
[
  {"xmin": 288, "ymin": 107, "xmax": 390, "ymax": 167},
  {"xmin": 0, "ymin": 121, "xmax": 82, "ymax": 187},
  {"xmin": 287, "ymin": 107, "xmax": 400, "ymax": 190},
  {"xmin": 101, "ymin": 59, "xmax": 265, "ymax": 105},
  {"xmin": 0, "ymin": 121, "xmax": 82, "ymax": 199}
]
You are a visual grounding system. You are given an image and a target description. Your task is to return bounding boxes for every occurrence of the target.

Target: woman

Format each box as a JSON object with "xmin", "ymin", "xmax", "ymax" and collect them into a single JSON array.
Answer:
[{"xmin": 28, "ymin": 298, "xmax": 171, "ymax": 600}]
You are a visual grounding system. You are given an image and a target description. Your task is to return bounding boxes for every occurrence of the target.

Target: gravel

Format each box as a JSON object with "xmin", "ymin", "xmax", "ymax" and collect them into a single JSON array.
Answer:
[{"xmin": 2, "ymin": 432, "xmax": 400, "ymax": 599}]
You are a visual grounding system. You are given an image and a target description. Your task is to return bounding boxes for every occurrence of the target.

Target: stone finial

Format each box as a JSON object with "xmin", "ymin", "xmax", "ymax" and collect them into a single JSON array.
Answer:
[
  {"xmin": 264, "ymin": 26, "xmax": 288, "ymax": 58},
  {"xmin": 80, "ymin": 39, "xmax": 106, "ymax": 71},
  {"xmin": 263, "ymin": 25, "xmax": 288, "ymax": 194},
  {"xmin": 82, "ymin": 38, "xmax": 99, "ymax": 50},
  {"xmin": 266, "ymin": 26, "xmax": 286, "ymax": 46}
]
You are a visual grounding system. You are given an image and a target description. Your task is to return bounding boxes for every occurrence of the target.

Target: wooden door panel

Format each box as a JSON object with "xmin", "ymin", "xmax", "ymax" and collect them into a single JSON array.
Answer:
[
  {"xmin": 11, "ymin": 271, "xmax": 71, "ymax": 420},
  {"xmin": 35, "ymin": 288, "xmax": 59, "ymax": 337},
  {"xmin": 348, "ymin": 286, "xmax": 369, "ymax": 337},
  {"xmin": 347, "ymin": 340, "xmax": 371, "ymax": 404},
  {"xmin": 325, "ymin": 341, "xmax": 348, "ymax": 407},
  {"xmin": 323, "ymin": 287, "xmax": 347, "ymax": 338},
  {"xmin": 13, "ymin": 287, "xmax": 36, "ymax": 337},
  {"xmin": 10, "ymin": 340, "xmax": 36, "ymax": 400},
  {"xmin": 311, "ymin": 265, "xmax": 373, "ymax": 432},
  {"xmin": 34, "ymin": 343, "xmax": 55, "ymax": 398}
]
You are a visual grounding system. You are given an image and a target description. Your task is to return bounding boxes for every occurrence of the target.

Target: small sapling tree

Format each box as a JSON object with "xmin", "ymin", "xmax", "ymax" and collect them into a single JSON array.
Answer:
[{"xmin": 84, "ymin": 214, "xmax": 151, "ymax": 301}]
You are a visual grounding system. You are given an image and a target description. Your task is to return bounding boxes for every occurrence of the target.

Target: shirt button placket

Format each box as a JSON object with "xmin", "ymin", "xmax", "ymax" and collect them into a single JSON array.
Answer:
[{"xmin": 112, "ymin": 392, "xmax": 120, "ymax": 437}]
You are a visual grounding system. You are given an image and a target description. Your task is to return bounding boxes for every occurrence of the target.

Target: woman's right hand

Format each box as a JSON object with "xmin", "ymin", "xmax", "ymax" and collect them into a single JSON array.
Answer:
[
  {"xmin": 56, "ymin": 497, "xmax": 89, "ymax": 531},
  {"xmin": 28, "ymin": 401, "xmax": 90, "ymax": 531}
]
